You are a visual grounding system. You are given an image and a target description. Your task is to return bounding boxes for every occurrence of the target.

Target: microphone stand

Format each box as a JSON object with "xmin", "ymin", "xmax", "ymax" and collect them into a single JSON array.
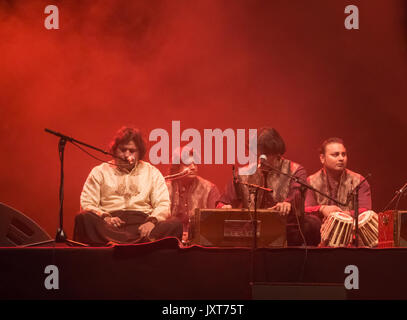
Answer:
[
  {"xmin": 348, "ymin": 174, "xmax": 371, "ymax": 247},
  {"xmin": 258, "ymin": 163, "xmax": 347, "ymax": 246},
  {"xmin": 233, "ymin": 163, "xmax": 345, "ymax": 298},
  {"xmin": 25, "ymin": 129, "xmax": 118, "ymax": 247},
  {"xmin": 232, "ymin": 167, "xmax": 273, "ymax": 293},
  {"xmin": 379, "ymin": 183, "xmax": 407, "ymax": 248},
  {"xmin": 261, "ymin": 162, "xmax": 372, "ymax": 248},
  {"xmin": 382, "ymin": 182, "xmax": 407, "ymax": 212}
]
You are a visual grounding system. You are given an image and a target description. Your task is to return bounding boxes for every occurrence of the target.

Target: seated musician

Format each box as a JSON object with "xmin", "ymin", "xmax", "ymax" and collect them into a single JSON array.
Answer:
[
  {"xmin": 73, "ymin": 126, "xmax": 183, "ymax": 246},
  {"xmin": 217, "ymin": 127, "xmax": 321, "ymax": 246},
  {"xmin": 166, "ymin": 146, "xmax": 221, "ymax": 243},
  {"xmin": 305, "ymin": 137, "xmax": 372, "ymax": 242}
]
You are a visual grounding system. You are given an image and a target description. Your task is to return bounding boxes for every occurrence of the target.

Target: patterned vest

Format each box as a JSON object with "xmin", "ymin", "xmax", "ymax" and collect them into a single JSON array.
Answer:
[
  {"xmin": 236, "ymin": 158, "xmax": 300, "ymax": 209},
  {"xmin": 167, "ymin": 176, "xmax": 215, "ymax": 223},
  {"xmin": 308, "ymin": 168, "xmax": 362, "ymax": 211}
]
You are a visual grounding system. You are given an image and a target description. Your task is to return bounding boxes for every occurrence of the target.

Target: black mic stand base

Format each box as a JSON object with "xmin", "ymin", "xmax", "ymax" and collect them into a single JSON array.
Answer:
[
  {"xmin": 23, "ymin": 229, "xmax": 88, "ymax": 247},
  {"xmin": 26, "ymin": 132, "xmax": 90, "ymax": 248}
]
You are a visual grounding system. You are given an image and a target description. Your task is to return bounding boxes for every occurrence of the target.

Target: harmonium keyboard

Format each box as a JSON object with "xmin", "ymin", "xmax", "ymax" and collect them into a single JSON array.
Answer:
[{"xmin": 190, "ymin": 208, "xmax": 287, "ymax": 248}]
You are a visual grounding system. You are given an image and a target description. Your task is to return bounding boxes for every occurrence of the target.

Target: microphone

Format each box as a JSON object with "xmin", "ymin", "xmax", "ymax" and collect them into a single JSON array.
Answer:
[
  {"xmin": 126, "ymin": 155, "xmax": 136, "ymax": 164},
  {"xmin": 164, "ymin": 168, "xmax": 191, "ymax": 180},
  {"xmin": 258, "ymin": 154, "xmax": 268, "ymax": 168},
  {"xmin": 397, "ymin": 182, "xmax": 407, "ymax": 195}
]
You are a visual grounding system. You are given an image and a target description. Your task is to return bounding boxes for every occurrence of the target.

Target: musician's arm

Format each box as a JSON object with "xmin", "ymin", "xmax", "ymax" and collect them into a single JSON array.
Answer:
[
  {"xmin": 358, "ymin": 179, "xmax": 372, "ymax": 211},
  {"xmin": 216, "ymin": 179, "xmax": 239, "ymax": 208},
  {"xmin": 149, "ymin": 168, "xmax": 171, "ymax": 222},
  {"xmin": 271, "ymin": 165, "xmax": 307, "ymax": 216},
  {"xmin": 267, "ymin": 166, "xmax": 304, "ymax": 215},
  {"xmin": 284, "ymin": 166, "xmax": 306, "ymax": 203},
  {"xmin": 304, "ymin": 178, "xmax": 323, "ymax": 216},
  {"xmin": 347, "ymin": 179, "xmax": 372, "ymax": 216},
  {"xmin": 80, "ymin": 167, "xmax": 110, "ymax": 218},
  {"xmin": 207, "ymin": 184, "xmax": 221, "ymax": 209}
]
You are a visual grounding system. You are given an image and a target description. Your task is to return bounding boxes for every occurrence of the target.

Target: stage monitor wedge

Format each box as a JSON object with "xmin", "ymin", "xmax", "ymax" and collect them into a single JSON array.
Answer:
[
  {"xmin": 0, "ymin": 202, "xmax": 51, "ymax": 246},
  {"xmin": 252, "ymin": 282, "xmax": 347, "ymax": 300}
]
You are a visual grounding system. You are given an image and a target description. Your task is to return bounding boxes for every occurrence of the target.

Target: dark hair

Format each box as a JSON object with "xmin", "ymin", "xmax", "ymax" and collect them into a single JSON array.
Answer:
[
  {"xmin": 257, "ymin": 127, "xmax": 286, "ymax": 156},
  {"xmin": 108, "ymin": 127, "xmax": 146, "ymax": 160},
  {"xmin": 319, "ymin": 137, "xmax": 345, "ymax": 155},
  {"xmin": 169, "ymin": 145, "xmax": 201, "ymax": 175}
]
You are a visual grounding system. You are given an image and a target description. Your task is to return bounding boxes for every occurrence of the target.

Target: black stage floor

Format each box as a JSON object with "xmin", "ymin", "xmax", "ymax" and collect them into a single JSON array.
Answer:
[{"xmin": 1, "ymin": 238, "xmax": 406, "ymax": 300}]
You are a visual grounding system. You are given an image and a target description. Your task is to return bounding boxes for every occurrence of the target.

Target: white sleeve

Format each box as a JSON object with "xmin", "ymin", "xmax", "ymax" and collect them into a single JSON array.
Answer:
[
  {"xmin": 149, "ymin": 169, "xmax": 171, "ymax": 222},
  {"xmin": 80, "ymin": 167, "xmax": 108, "ymax": 216}
]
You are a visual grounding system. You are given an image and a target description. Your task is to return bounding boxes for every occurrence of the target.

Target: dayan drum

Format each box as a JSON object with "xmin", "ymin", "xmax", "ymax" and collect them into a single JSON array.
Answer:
[
  {"xmin": 357, "ymin": 210, "xmax": 378, "ymax": 247},
  {"xmin": 320, "ymin": 212, "xmax": 353, "ymax": 247}
]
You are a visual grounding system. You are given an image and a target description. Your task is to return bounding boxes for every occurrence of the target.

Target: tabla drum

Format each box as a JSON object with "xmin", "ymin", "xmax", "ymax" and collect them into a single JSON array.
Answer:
[
  {"xmin": 320, "ymin": 212, "xmax": 353, "ymax": 247},
  {"xmin": 356, "ymin": 210, "xmax": 378, "ymax": 247}
]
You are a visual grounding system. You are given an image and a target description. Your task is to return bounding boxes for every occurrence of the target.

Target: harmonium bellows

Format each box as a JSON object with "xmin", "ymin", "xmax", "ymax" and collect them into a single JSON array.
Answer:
[{"xmin": 191, "ymin": 208, "xmax": 287, "ymax": 248}]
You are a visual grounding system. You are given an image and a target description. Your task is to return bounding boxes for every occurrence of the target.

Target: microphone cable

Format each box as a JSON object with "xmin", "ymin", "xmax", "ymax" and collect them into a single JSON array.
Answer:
[
  {"xmin": 293, "ymin": 189, "xmax": 309, "ymax": 283},
  {"xmin": 70, "ymin": 141, "xmax": 123, "ymax": 168}
]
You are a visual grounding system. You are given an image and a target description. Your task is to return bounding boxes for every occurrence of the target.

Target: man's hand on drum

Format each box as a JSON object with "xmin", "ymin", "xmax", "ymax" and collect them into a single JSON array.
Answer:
[
  {"xmin": 217, "ymin": 202, "xmax": 232, "ymax": 209},
  {"xmin": 342, "ymin": 210, "xmax": 352, "ymax": 216},
  {"xmin": 320, "ymin": 205, "xmax": 347, "ymax": 218},
  {"xmin": 270, "ymin": 201, "xmax": 291, "ymax": 216},
  {"xmin": 104, "ymin": 216, "xmax": 125, "ymax": 228}
]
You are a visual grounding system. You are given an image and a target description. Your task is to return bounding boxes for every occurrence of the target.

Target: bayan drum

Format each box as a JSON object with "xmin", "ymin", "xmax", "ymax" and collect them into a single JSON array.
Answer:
[
  {"xmin": 320, "ymin": 212, "xmax": 353, "ymax": 247},
  {"xmin": 357, "ymin": 210, "xmax": 378, "ymax": 247}
]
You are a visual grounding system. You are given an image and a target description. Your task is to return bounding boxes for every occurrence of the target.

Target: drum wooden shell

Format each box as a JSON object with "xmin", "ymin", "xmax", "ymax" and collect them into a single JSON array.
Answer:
[
  {"xmin": 321, "ymin": 212, "xmax": 353, "ymax": 247},
  {"xmin": 357, "ymin": 210, "xmax": 378, "ymax": 247}
]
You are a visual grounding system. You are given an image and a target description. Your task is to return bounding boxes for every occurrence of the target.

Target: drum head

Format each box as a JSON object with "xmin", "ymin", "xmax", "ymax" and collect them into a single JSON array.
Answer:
[
  {"xmin": 357, "ymin": 210, "xmax": 375, "ymax": 226},
  {"xmin": 333, "ymin": 212, "xmax": 353, "ymax": 222}
]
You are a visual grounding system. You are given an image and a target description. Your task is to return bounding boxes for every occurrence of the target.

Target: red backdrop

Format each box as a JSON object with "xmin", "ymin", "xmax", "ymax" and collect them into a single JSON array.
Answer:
[{"xmin": 0, "ymin": 0, "xmax": 406, "ymax": 238}]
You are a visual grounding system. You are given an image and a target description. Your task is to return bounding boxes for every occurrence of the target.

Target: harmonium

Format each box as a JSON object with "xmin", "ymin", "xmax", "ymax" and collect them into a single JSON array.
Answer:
[
  {"xmin": 189, "ymin": 208, "xmax": 287, "ymax": 248},
  {"xmin": 378, "ymin": 210, "xmax": 407, "ymax": 247}
]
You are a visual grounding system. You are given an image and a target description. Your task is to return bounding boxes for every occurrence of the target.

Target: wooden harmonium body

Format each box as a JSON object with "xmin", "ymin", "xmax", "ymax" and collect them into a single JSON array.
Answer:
[
  {"xmin": 191, "ymin": 208, "xmax": 287, "ymax": 248},
  {"xmin": 378, "ymin": 210, "xmax": 407, "ymax": 247}
]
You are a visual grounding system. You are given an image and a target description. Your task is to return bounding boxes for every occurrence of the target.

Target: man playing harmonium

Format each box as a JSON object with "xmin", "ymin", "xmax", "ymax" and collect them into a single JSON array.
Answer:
[
  {"xmin": 305, "ymin": 137, "xmax": 376, "ymax": 247},
  {"xmin": 217, "ymin": 127, "xmax": 321, "ymax": 246}
]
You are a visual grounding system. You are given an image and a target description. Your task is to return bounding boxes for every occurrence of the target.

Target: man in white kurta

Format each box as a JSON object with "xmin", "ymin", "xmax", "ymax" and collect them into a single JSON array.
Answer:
[
  {"xmin": 80, "ymin": 160, "xmax": 170, "ymax": 222},
  {"xmin": 74, "ymin": 127, "xmax": 182, "ymax": 246}
]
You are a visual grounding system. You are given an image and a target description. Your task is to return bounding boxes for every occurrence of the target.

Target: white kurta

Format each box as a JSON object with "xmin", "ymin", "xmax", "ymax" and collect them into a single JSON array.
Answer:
[{"xmin": 80, "ymin": 160, "xmax": 170, "ymax": 222}]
